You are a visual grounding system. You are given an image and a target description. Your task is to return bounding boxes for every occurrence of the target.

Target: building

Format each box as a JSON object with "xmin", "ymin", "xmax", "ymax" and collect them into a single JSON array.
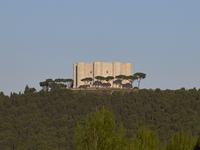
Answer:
[{"xmin": 73, "ymin": 61, "xmax": 132, "ymax": 88}]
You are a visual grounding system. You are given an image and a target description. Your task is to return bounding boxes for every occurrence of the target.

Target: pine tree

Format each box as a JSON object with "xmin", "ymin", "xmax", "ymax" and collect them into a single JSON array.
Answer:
[
  {"xmin": 166, "ymin": 129, "xmax": 197, "ymax": 150},
  {"xmin": 129, "ymin": 126, "xmax": 159, "ymax": 150},
  {"xmin": 74, "ymin": 107, "xmax": 127, "ymax": 150}
]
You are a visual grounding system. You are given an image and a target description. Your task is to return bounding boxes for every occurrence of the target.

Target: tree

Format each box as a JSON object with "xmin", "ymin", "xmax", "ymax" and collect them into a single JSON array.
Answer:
[
  {"xmin": 46, "ymin": 79, "xmax": 54, "ymax": 90},
  {"xmin": 115, "ymin": 123, "xmax": 128, "ymax": 150},
  {"xmin": 53, "ymin": 78, "xmax": 72, "ymax": 89},
  {"xmin": 134, "ymin": 72, "xmax": 146, "ymax": 90},
  {"xmin": 74, "ymin": 107, "xmax": 127, "ymax": 150},
  {"xmin": 24, "ymin": 85, "xmax": 36, "ymax": 94},
  {"xmin": 166, "ymin": 129, "xmax": 197, "ymax": 150},
  {"xmin": 81, "ymin": 77, "xmax": 93, "ymax": 89},
  {"xmin": 125, "ymin": 75, "xmax": 138, "ymax": 88},
  {"xmin": 54, "ymin": 78, "xmax": 64, "ymax": 88},
  {"xmin": 45, "ymin": 78, "xmax": 53, "ymax": 91},
  {"xmin": 39, "ymin": 81, "xmax": 48, "ymax": 91},
  {"xmin": 95, "ymin": 76, "xmax": 105, "ymax": 88},
  {"xmin": 24, "ymin": 85, "xmax": 30, "ymax": 94},
  {"xmin": 115, "ymin": 75, "xmax": 126, "ymax": 88},
  {"xmin": 28, "ymin": 87, "xmax": 36, "ymax": 93},
  {"xmin": 105, "ymin": 76, "xmax": 114, "ymax": 88},
  {"xmin": 129, "ymin": 126, "xmax": 159, "ymax": 150},
  {"xmin": 65, "ymin": 79, "xmax": 73, "ymax": 89},
  {"xmin": 194, "ymin": 134, "xmax": 200, "ymax": 150}
]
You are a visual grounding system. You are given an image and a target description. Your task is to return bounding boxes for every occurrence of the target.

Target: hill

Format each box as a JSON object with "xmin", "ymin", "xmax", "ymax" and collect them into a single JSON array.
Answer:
[{"xmin": 0, "ymin": 88, "xmax": 200, "ymax": 149}]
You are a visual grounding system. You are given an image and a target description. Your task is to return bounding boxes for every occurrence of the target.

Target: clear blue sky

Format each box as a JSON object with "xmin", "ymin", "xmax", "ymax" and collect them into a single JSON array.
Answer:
[{"xmin": 1, "ymin": 1, "xmax": 200, "ymax": 95}]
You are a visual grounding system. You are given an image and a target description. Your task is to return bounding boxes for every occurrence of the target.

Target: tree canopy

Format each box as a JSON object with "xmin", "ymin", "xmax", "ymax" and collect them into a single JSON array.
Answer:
[
  {"xmin": 81, "ymin": 77, "xmax": 93, "ymax": 88},
  {"xmin": 1, "ymin": 86, "xmax": 200, "ymax": 149},
  {"xmin": 74, "ymin": 107, "xmax": 117, "ymax": 150},
  {"xmin": 134, "ymin": 72, "xmax": 146, "ymax": 89}
]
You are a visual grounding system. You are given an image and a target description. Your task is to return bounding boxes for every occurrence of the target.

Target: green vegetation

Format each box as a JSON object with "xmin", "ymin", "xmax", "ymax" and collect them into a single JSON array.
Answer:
[
  {"xmin": 1, "ymin": 86, "xmax": 200, "ymax": 149},
  {"xmin": 75, "ymin": 106, "xmax": 199, "ymax": 150},
  {"xmin": 74, "ymin": 107, "xmax": 123, "ymax": 150},
  {"xmin": 40, "ymin": 78, "xmax": 73, "ymax": 91},
  {"xmin": 81, "ymin": 72, "xmax": 145, "ymax": 89},
  {"xmin": 82, "ymin": 73, "xmax": 143, "ymax": 89},
  {"xmin": 125, "ymin": 75, "xmax": 138, "ymax": 88},
  {"xmin": 134, "ymin": 72, "xmax": 146, "ymax": 90},
  {"xmin": 81, "ymin": 77, "xmax": 93, "ymax": 88},
  {"xmin": 94, "ymin": 76, "xmax": 105, "ymax": 88}
]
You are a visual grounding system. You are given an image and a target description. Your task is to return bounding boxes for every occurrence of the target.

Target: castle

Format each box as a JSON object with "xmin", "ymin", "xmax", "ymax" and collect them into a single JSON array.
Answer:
[{"xmin": 73, "ymin": 61, "xmax": 132, "ymax": 88}]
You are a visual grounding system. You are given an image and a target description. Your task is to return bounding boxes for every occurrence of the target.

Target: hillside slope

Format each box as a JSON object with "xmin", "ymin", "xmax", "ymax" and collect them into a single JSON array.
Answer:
[{"xmin": 0, "ymin": 88, "xmax": 200, "ymax": 149}]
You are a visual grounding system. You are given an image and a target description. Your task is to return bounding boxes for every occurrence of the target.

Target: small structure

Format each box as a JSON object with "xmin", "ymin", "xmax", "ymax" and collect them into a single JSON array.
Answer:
[{"xmin": 73, "ymin": 61, "xmax": 132, "ymax": 88}]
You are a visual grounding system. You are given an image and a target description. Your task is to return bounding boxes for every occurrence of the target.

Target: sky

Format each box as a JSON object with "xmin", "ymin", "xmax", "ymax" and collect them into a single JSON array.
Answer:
[{"xmin": 0, "ymin": 1, "xmax": 200, "ymax": 95}]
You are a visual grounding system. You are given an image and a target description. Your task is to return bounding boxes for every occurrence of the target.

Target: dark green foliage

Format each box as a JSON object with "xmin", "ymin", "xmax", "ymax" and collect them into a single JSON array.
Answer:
[
  {"xmin": 24, "ymin": 85, "xmax": 36, "ymax": 94},
  {"xmin": 129, "ymin": 126, "xmax": 159, "ymax": 150},
  {"xmin": 166, "ymin": 129, "xmax": 197, "ymax": 150},
  {"xmin": 95, "ymin": 76, "xmax": 105, "ymax": 82},
  {"xmin": 40, "ymin": 78, "xmax": 73, "ymax": 91},
  {"xmin": 105, "ymin": 76, "xmax": 114, "ymax": 88},
  {"xmin": 81, "ymin": 77, "xmax": 93, "ymax": 82},
  {"xmin": 115, "ymin": 75, "xmax": 126, "ymax": 79},
  {"xmin": 134, "ymin": 72, "xmax": 146, "ymax": 89},
  {"xmin": 75, "ymin": 107, "xmax": 118, "ymax": 150},
  {"xmin": 81, "ymin": 77, "xmax": 93, "ymax": 88},
  {"xmin": 1, "ymin": 87, "xmax": 200, "ymax": 149},
  {"xmin": 115, "ymin": 75, "xmax": 126, "ymax": 88},
  {"xmin": 194, "ymin": 135, "xmax": 200, "ymax": 150},
  {"xmin": 75, "ymin": 107, "xmax": 128, "ymax": 150},
  {"xmin": 65, "ymin": 79, "xmax": 74, "ymax": 89},
  {"xmin": 94, "ymin": 76, "xmax": 105, "ymax": 88},
  {"xmin": 125, "ymin": 75, "xmax": 138, "ymax": 88}
]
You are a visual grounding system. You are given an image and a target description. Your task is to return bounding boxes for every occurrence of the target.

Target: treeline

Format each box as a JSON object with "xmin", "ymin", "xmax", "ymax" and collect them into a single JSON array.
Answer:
[
  {"xmin": 39, "ymin": 78, "xmax": 73, "ymax": 91},
  {"xmin": 1, "ymin": 87, "xmax": 200, "ymax": 149},
  {"xmin": 81, "ymin": 72, "xmax": 146, "ymax": 89},
  {"xmin": 75, "ymin": 107, "xmax": 200, "ymax": 150}
]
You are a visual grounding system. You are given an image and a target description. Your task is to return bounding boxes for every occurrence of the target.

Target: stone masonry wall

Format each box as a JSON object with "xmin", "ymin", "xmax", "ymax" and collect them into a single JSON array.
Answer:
[{"xmin": 73, "ymin": 61, "xmax": 132, "ymax": 88}]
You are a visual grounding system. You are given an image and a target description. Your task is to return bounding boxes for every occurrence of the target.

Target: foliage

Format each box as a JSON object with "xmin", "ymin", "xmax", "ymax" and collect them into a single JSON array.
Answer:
[
  {"xmin": 81, "ymin": 77, "xmax": 93, "ymax": 88},
  {"xmin": 194, "ymin": 135, "xmax": 200, "ymax": 150},
  {"xmin": 134, "ymin": 72, "xmax": 146, "ymax": 89},
  {"xmin": 83, "ymin": 74, "xmax": 146, "ymax": 89},
  {"xmin": 94, "ymin": 76, "xmax": 105, "ymax": 88},
  {"xmin": 24, "ymin": 85, "xmax": 36, "ymax": 94},
  {"xmin": 129, "ymin": 126, "xmax": 159, "ymax": 150},
  {"xmin": 65, "ymin": 79, "xmax": 74, "ymax": 89},
  {"xmin": 115, "ymin": 75, "xmax": 126, "ymax": 88},
  {"xmin": 125, "ymin": 75, "xmax": 138, "ymax": 88},
  {"xmin": 105, "ymin": 76, "xmax": 114, "ymax": 88},
  {"xmin": 40, "ymin": 78, "xmax": 73, "ymax": 91},
  {"xmin": 74, "ymin": 107, "xmax": 118, "ymax": 150},
  {"xmin": 1, "ymin": 87, "xmax": 200, "ymax": 149},
  {"xmin": 166, "ymin": 129, "xmax": 197, "ymax": 150}
]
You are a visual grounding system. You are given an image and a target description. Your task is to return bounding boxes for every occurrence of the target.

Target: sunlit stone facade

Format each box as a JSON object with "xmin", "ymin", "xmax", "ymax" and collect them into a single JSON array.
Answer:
[{"xmin": 73, "ymin": 61, "xmax": 132, "ymax": 88}]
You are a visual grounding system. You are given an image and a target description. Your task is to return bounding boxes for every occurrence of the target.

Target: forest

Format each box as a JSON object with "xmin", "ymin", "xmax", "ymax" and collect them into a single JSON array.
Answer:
[{"xmin": 1, "ymin": 86, "xmax": 200, "ymax": 149}]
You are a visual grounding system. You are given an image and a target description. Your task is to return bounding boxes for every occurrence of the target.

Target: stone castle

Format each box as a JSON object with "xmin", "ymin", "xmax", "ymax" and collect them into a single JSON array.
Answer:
[{"xmin": 73, "ymin": 61, "xmax": 132, "ymax": 88}]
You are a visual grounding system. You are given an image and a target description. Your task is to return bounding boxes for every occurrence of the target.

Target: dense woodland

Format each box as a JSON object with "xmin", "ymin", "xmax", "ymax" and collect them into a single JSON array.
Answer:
[{"xmin": 1, "ymin": 86, "xmax": 200, "ymax": 149}]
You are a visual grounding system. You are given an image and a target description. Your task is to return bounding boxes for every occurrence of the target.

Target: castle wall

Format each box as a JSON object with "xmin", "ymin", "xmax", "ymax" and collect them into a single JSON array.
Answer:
[
  {"xmin": 113, "ymin": 62, "xmax": 123, "ymax": 77},
  {"xmin": 122, "ymin": 63, "xmax": 132, "ymax": 84},
  {"xmin": 73, "ymin": 61, "xmax": 132, "ymax": 88},
  {"xmin": 86, "ymin": 63, "xmax": 93, "ymax": 86},
  {"xmin": 86, "ymin": 63, "xmax": 93, "ymax": 78},
  {"xmin": 125, "ymin": 63, "xmax": 132, "ymax": 75},
  {"xmin": 73, "ymin": 64, "xmax": 77, "ymax": 88},
  {"xmin": 102, "ymin": 63, "xmax": 113, "ymax": 77},
  {"xmin": 77, "ymin": 62, "xmax": 85, "ymax": 88},
  {"xmin": 93, "ymin": 61, "xmax": 102, "ymax": 82}
]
